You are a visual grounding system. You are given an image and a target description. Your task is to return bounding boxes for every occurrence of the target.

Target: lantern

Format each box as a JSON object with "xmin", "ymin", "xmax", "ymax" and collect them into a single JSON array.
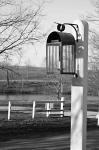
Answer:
[{"xmin": 46, "ymin": 31, "xmax": 76, "ymax": 75}]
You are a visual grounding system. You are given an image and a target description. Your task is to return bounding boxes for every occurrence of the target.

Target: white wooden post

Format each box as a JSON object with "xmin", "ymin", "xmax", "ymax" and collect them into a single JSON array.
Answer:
[
  {"xmin": 46, "ymin": 103, "xmax": 50, "ymax": 117},
  {"xmin": 8, "ymin": 101, "xmax": 11, "ymax": 120},
  {"xmin": 60, "ymin": 97, "xmax": 64, "ymax": 117},
  {"xmin": 32, "ymin": 101, "xmax": 35, "ymax": 119},
  {"xmin": 71, "ymin": 20, "xmax": 88, "ymax": 150},
  {"xmin": 96, "ymin": 113, "xmax": 99, "ymax": 126}
]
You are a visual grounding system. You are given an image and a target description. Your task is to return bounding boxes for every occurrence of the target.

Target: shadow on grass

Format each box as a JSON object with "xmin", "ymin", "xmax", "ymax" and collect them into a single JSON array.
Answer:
[{"xmin": 0, "ymin": 117, "xmax": 70, "ymax": 142}]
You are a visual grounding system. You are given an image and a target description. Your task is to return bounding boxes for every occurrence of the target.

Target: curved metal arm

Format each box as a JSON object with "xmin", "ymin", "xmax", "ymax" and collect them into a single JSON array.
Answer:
[
  {"xmin": 64, "ymin": 23, "xmax": 79, "ymax": 42},
  {"xmin": 55, "ymin": 22, "xmax": 79, "ymax": 42}
]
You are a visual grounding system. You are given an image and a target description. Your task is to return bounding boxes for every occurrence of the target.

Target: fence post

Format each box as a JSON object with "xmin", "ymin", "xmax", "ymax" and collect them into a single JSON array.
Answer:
[
  {"xmin": 60, "ymin": 97, "xmax": 64, "ymax": 117},
  {"xmin": 32, "ymin": 101, "xmax": 36, "ymax": 119},
  {"xmin": 8, "ymin": 101, "xmax": 11, "ymax": 120},
  {"xmin": 46, "ymin": 103, "xmax": 50, "ymax": 117}
]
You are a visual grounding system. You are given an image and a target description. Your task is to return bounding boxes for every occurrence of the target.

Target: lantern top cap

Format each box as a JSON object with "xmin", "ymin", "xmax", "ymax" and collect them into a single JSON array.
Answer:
[{"xmin": 47, "ymin": 31, "xmax": 75, "ymax": 45}]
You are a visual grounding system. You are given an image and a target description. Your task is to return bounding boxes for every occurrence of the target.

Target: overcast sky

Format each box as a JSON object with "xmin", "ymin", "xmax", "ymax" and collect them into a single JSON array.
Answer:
[{"xmin": 19, "ymin": 0, "xmax": 94, "ymax": 67}]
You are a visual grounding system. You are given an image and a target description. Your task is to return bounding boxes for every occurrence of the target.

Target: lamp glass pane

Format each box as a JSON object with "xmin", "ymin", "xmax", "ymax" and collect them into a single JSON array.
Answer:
[
  {"xmin": 62, "ymin": 45, "xmax": 75, "ymax": 73},
  {"xmin": 46, "ymin": 44, "xmax": 60, "ymax": 74}
]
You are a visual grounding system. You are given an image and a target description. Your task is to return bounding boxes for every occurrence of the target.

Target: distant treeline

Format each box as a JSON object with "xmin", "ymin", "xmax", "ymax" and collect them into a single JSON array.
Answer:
[
  {"xmin": 0, "ymin": 66, "xmax": 98, "ymax": 96},
  {"xmin": 0, "ymin": 66, "xmax": 47, "ymax": 80}
]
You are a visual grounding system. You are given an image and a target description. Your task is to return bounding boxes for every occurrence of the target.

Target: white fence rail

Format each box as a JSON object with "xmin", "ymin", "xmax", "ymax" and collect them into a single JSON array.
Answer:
[
  {"xmin": 2, "ymin": 96, "xmax": 99, "ymax": 125},
  {"xmin": 6, "ymin": 97, "xmax": 65, "ymax": 120}
]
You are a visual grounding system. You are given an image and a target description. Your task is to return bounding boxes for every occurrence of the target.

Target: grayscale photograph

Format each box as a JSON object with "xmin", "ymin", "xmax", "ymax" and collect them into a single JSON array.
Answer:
[{"xmin": 0, "ymin": 0, "xmax": 98, "ymax": 150}]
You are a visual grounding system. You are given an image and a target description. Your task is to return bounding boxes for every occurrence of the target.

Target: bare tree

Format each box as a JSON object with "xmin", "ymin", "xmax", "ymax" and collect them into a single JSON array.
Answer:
[
  {"xmin": 85, "ymin": 0, "xmax": 99, "ymax": 70},
  {"xmin": 0, "ymin": 0, "xmax": 46, "ymax": 59}
]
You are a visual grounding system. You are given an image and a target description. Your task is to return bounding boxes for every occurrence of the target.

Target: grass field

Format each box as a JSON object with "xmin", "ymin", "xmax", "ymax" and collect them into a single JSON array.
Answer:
[
  {"xmin": 0, "ymin": 96, "xmax": 98, "ymax": 150},
  {"xmin": 0, "ymin": 66, "xmax": 99, "ymax": 149},
  {"xmin": 0, "ymin": 94, "xmax": 98, "ymax": 149}
]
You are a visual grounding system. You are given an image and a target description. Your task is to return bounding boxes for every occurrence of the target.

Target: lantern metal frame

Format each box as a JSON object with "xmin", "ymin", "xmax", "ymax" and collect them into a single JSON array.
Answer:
[{"xmin": 46, "ymin": 31, "xmax": 78, "ymax": 77}]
